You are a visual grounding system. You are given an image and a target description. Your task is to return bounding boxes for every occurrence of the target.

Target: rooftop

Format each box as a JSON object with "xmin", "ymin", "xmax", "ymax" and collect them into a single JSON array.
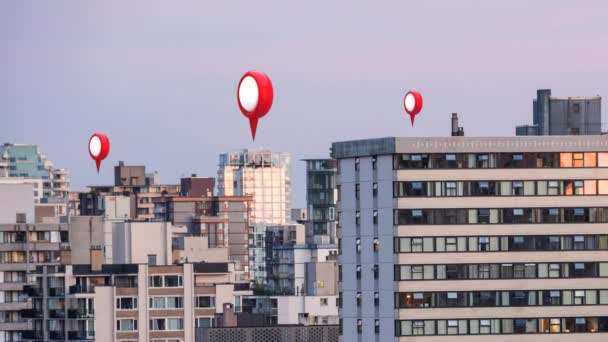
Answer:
[{"xmin": 331, "ymin": 135, "xmax": 608, "ymax": 158}]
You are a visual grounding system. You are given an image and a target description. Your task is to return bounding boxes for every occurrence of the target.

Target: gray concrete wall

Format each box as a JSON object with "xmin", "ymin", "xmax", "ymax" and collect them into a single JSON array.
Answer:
[{"xmin": 0, "ymin": 183, "xmax": 34, "ymax": 224}]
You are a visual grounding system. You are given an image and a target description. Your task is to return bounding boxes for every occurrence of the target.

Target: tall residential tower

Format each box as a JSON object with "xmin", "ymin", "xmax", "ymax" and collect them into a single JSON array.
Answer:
[{"xmin": 333, "ymin": 136, "xmax": 608, "ymax": 342}]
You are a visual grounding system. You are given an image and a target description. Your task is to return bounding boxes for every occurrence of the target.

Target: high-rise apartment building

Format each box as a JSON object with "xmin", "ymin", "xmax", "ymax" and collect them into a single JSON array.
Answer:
[
  {"xmin": 0, "ymin": 183, "xmax": 69, "ymax": 342},
  {"xmin": 333, "ymin": 136, "xmax": 608, "ymax": 341},
  {"xmin": 0, "ymin": 143, "xmax": 70, "ymax": 200},
  {"xmin": 304, "ymin": 159, "xmax": 338, "ymax": 244},
  {"xmin": 217, "ymin": 149, "xmax": 291, "ymax": 225},
  {"xmin": 516, "ymin": 89, "xmax": 602, "ymax": 136}
]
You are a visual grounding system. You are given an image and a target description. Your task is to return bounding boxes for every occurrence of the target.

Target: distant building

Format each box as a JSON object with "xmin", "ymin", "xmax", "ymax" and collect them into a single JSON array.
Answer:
[
  {"xmin": 81, "ymin": 161, "xmax": 180, "ymax": 221},
  {"xmin": 181, "ymin": 175, "xmax": 215, "ymax": 197},
  {"xmin": 0, "ymin": 143, "xmax": 70, "ymax": 200},
  {"xmin": 154, "ymin": 196, "xmax": 253, "ymax": 282},
  {"xmin": 304, "ymin": 159, "xmax": 337, "ymax": 244},
  {"xmin": 516, "ymin": 89, "xmax": 602, "ymax": 135},
  {"xmin": 265, "ymin": 224, "xmax": 338, "ymax": 295},
  {"xmin": 217, "ymin": 149, "xmax": 291, "ymax": 225},
  {"xmin": 27, "ymin": 261, "xmax": 251, "ymax": 342}
]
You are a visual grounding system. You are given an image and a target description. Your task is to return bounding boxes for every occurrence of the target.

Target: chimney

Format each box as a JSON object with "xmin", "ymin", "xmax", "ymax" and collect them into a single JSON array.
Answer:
[
  {"xmin": 451, "ymin": 113, "xmax": 459, "ymax": 136},
  {"xmin": 90, "ymin": 246, "xmax": 103, "ymax": 272},
  {"xmin": 451, "ymin": 113, "xmax": 465, "ymax": 136}
]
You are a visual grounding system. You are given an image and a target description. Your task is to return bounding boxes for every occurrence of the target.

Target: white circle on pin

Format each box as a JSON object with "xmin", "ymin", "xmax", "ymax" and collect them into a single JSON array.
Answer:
[
  {"xmin": 238, "ymin": 76, "xmax": 259, "ymax": 113},
  {"xmin": 404, "ymin": 93, "xmax": 416, "ymax": 112},
  {"xmin": 89, "ymin": 136, "xmax": 101, "ymax": 157}
]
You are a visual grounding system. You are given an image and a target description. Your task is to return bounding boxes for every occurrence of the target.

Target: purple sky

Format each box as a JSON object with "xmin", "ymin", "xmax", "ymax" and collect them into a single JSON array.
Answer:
[{"xmin": 2, "ymin": 1, "xmax": 607, "ymax": 207}]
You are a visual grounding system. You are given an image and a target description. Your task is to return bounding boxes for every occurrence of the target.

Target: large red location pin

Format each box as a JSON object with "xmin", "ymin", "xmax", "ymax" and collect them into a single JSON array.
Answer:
[
  {"xmin": 404, "ymin": 90, "xmax": 423, "ymax": 125},
  {"xmin": 88, "ymin": 133, "xmax": 110, "ymax": 173},
  {"xmin": 237, "ymin": 70, "xmax": 274, "ymax": 140}
]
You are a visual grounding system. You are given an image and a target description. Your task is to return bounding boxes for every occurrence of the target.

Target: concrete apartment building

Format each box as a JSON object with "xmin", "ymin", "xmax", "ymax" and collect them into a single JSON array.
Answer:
[
  {"xmin": 265, "ymin": 224, "xmax": 338, "ymax": 295},
  {"xmin": 0, "ymin": 183, "xmax": 69, "ymax": 342},
  {"xmin": 517, "ymin": 89, "xmax": 602, "ymax": 136},
  {"xmin": 154, "ymin": 196, "xmax": 253, "ymax": 282},
  {"xmin": 333, "ymin": 136, "xmax": 608, "ymax": 342},
  {"xmin": 24, "ymin": 259, "xmax": 251, "ymax": 342},
  {"xmin": 81, "ymin": 161, "xmax": 180, "ymax": 221}
]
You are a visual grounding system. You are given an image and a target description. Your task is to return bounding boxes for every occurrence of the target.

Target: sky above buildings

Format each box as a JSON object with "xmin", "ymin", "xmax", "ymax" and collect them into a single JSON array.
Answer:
[{"xmin": 2, "ymin": 0, "xmax": 607, "ymax": 207}]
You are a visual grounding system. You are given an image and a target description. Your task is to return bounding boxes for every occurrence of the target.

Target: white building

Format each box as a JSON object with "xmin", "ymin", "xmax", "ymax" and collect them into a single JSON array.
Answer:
[{"xmin": 333, "ymin": 136, "xmax": 608, "ymax": 342}]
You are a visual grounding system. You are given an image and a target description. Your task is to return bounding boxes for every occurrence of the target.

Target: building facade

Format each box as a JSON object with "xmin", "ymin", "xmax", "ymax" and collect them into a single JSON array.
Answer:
[
  {"xmin": 217, "ymin": 149, "xmax": 291, "ymax": 225},
  {"xmin": 517, "ymin": 89, "xmax": 602, "ymax": 136},
  {"xmin": 304, "ymin": 159, "xmax": 338, "ymax": 244},
  {"xmin": 333, "ymin": 136, "xmax": 608, "ymax": 342},
  {"xmin": 154, "ymin": 196, "xmax": 253, "ymax": 282},
  {"xmin": 0, "ymin": 143, "xmax": 70, "ymax": 201},
  {"xmin": 25, "ymin": 261, "xmax": 250, "ymax": 342}
]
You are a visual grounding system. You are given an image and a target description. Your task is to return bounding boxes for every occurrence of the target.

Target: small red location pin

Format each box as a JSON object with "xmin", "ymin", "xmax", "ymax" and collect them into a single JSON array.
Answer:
[
  {"xmin": 88, "ymin": 133, "xmax": 110, "ymax": 173},
  {"xmin": 237, "ymin": 70, "xmax": 274, "ymax": 140},
  {"xmin": 404, "ymin": 90, "xmax": 423, "ymax": 125}
]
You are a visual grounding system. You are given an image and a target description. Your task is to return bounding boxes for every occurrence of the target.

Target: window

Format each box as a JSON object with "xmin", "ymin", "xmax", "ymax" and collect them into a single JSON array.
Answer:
[
  {"xmin": 320, "ymin": 298, "xmax": 328, "ymax": 306},
  {"xmin": 150, "ymin": 318, "xmax": 183, "ymax": 331},
  {"xmin": 445, "ymin": 182, "xmax": 457, "ymax": 196},
  {"xmin": 196, "ymin": 296, "xmax": 215, "ymax": 308},
  {"xmin": 356, "ymin": 265, "xmax": 361, "ymax": 280},
  {"xmin": 356, "ymin": 292, "xmax": 362, "ymax": 306},
  {"xmin": 373, "ymin": 210, "xmax": 378, "ymax": 224},
  {"xmin": 164, "ymin": 275, "xmax": 182, "ymax": 287},
  {"xmin": 355, "ymin": 158, "xmax": 360, "ymax": 171},
  {"xmin": 372, "ymin": 156, "xmax": 377, "ymax": 170},
  {"xmin": 411, "ymin": 238, "xmax": 423, "ymax": 252},
  {"xmin": 166, "ymin": 296, "xmax": 183, "ymax": 309},
  {"xmin": 150, "ymin": 297, "xmax": 166, "ymax": 309},
  {"xmin": 374, "ymin": 292, "xmax": 379, "ymax": 306},
  {"xmin": 373, "ymin": 182, "xmax": 378, "ymax": 197},
  {"xmin": 356, "ymin": 238, "xmax": 361, "ymax": 253},
  {"xmin": 149, "ymin": 276, "xmax": 163, "ymax": 287},
  {"xmin": 116, "ymin": 297, "xmax": 137, "ymax": 310},
  {"xmin": 373, "ymin": 237, "xmax": 380, "ymax": 252},
  {"xmin": 375, "ymin": 319, "xmax": 380, "ymax": 334},
  {"xmin": 167, "ymin": 318, "xmax": 184, "ymax": 330},
  {"xmin": 373, "ymin": 264, "xmax": 379, "ymax": 279},
  {"xmin": 355, "ymin": 184, "xmax": 360, "ymax": 199},
  {"xmin": 195, "ymin": 317, "xmax": 215, "ymax": 328},
  {"xmin": 355, "ymin": 211, "xmax": 360, "ymax": 226},
  {"xmin": 117, "ymin": 319, "xmax": 137, "ymax": 331},
  {"xmin": 357, "ymin": 319, "xmax": 362, "ymax": 333}
]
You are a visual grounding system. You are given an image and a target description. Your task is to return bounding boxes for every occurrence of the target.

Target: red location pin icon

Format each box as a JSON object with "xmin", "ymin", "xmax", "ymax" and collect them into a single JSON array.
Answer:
[
  {"xmin": 404, "ymin": 90, "xmax": 423, "ymax": 125},
  {"xmin": 88, "ymin": 133, "xmax": 110, "ymax": 173},
  {"xmin": 237, "ymin": 70, "xmax": 274, "ymax": 140}
]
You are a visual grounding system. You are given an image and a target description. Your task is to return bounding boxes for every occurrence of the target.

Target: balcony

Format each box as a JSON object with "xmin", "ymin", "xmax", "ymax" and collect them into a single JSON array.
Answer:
[
  {"xmin": 49, "ymin": 309, "xmax": 66, "ymax": 319},
  {"xmin": 0, "ymin": 300, "xmax": 31, "ymax": 311},
  {"xmin": 0, "ymin": 320, "xmax": 32, "ymax": 331},
  {"xmin": 23, "ymin": 285, "xmax": 42, "ymax": 297},
  {"xmin": 21, "ymin": 308, "xmax": 43, "ymax": 319},
  {"xmin": 68, "ymin": 330, "xmax": 95, "ymax": 340},
  {"xmin": 48, "ymin": 287, "xmax": 65, "ymax": 297},
  {"xmin": 69, "ymin": 285, "xmax": 94, "ymax": 294},
  {"xmin": 21, "ymin": 330, "xmax": 43, "ymax": 340},
  {"xmin": 67, "ymin": 308, "xmax": 94, "ymax": 319},
  {"xmin": 49, "ymin": 331, "xmax": 65, "ymax": 340}
]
